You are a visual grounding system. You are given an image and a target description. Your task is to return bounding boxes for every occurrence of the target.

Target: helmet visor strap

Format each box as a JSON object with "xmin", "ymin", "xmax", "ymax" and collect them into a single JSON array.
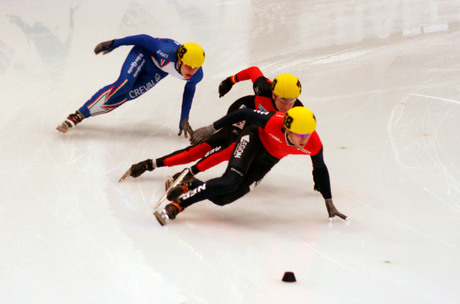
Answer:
[
  {"xmin": 285, "ymin": 131, "xmax": 311, "ymax": 147},
  {"xmin": 293, "ymin": 133, "xmax": 311, "ymax": 139}
]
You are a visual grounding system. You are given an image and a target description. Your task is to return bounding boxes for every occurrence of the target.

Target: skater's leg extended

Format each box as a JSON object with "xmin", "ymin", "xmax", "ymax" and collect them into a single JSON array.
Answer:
[
  {"xmin": 57, "ymin": 46, "xmax": 163, "ymax": 132},
  {"xmin": 78, "ymin": 47, "xmax": 152, "ymax": 117}
]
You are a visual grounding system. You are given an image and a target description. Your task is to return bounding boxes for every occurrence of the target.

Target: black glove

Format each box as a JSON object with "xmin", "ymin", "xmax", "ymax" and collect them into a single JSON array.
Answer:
[
  {"xmin": 190, "ymin": 124, "xmax": 215, "ymax": 145},
  {"xmin": 119, "ymin": 159, "xmax": 155, "ymax": 182},
  {"xmin": 313, "ymin": 183, "xmax": 321, "ymax": 192},
  {"xmin": 325, "ymin": 199, "xmax": 347, "ymax": 220},
  {"xmin": 94, "ymin": 40, "xmax": 115, "ymax": 55},
  {"xmin": 218, "ymin": 77, "xmax": 234, "ymax": 97},
  {"xmin": 178, "ymin": 118, "xmax": 194, "ymax": 138}
]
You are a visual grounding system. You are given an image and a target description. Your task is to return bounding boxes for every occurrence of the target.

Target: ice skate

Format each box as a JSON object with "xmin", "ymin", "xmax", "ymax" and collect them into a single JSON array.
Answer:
[
  {"xmin": 154, "ymin": 168, "xmax": 193, "ymax": 209},
  {"xmin": 56, "ymin": 110, "xmax": 85, "ymax": 133},
  {"xmin": 164, "ymin": 169, "xmax": 196, "ymax": 190},
  {"xmin": 154, "ymin": 202, "xmax": 183, "ymax": 226},
  {"xmin": 119, "ymin": 159, "xmax": 155, "ymax": 182},
  {"xmin": 166, "ymin": 178, "xmax": 195, "ymax": 202}
]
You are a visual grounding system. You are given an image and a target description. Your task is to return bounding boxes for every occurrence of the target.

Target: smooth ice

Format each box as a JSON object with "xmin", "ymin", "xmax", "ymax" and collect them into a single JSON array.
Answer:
[{"xmin": 1, "ymin": 1, "xmax": 459, "ymax": 303}]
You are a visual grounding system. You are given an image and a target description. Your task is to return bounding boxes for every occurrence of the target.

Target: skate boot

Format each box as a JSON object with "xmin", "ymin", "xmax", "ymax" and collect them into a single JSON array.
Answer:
[
  {"xmin": 166, "ymin": 180, "xmax": 194, "ymax": 202},
  {"xmin": 154, "ymin": 202, "xmax": 183, "ymax": 226},
  {"xmin": 56, "ymin": 110, "xmax": 85, "ymax": 133},
  {"xmin": 165, "ymin": 169, "xmax": 196, "ymax": 191}
]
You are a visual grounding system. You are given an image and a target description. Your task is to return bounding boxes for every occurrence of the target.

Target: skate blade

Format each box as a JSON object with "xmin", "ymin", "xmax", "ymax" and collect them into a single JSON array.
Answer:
[
  {"xmin": 56, "ymin": 123, "xmax": 69, "ymax": 133},
  {"xmin": 154, "ymin": 211, "xmax": 167, "ymax": 226},
  {"xmin": 154, "ymin": 168, "xmax": 190, "ymax": 209},
  {"xmin": 119, "ymin": 169, "xmax": 132, "ymax": 182},
  {"xmin": 164, "ymin": 177, "xmax": 174, "ymax": 191}
]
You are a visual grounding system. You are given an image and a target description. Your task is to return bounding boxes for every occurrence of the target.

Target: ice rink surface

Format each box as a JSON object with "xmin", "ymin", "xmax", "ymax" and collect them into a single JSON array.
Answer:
[{"xmin": 1, "ymin": 0, "xmax": 460, "ymax": 303}]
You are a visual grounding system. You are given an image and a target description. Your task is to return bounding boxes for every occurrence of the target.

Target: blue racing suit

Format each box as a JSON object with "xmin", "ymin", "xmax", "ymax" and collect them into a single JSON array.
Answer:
[{"xmin": 78, "ymin": 34, "xmax": 203, "ymax": 130}]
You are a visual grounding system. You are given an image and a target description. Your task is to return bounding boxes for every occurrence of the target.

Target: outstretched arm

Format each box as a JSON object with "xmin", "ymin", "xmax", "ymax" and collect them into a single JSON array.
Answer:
[
  {"xmin": 219, "ymin": 66, "xmax": 265, "ymax": 97},
  {"xmin": 178, "ymin": 82, "xmax": 196, "ymax": 135},
  {"xmin": 311, "ymin": 148, "xmax": 347, "ymax": 220},
  {"xmin": 190, "ymin": 109, "xmax": 273, "ymax": 144},
  {"xmin": 94, "ymin": 34, "xmax": 162, "ymax": 55},
  {"xmin": 178, "ymin": 68, "xmax": 203, "ymax": 137}
]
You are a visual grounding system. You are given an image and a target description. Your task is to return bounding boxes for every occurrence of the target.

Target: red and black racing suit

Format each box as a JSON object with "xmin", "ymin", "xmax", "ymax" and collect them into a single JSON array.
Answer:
[
  {"xmin": 177, "ymin": 109, "xmax": 332, "ymax": 209},
  {"xmin": 155, "ymin": 67, "xmax": 303, "ymax": 175}
]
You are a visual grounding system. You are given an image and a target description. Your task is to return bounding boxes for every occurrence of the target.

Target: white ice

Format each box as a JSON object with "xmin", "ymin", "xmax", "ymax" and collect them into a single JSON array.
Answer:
[{"xmin": 1, "ymin": 1, "xmax": 459, "ymax": 303}]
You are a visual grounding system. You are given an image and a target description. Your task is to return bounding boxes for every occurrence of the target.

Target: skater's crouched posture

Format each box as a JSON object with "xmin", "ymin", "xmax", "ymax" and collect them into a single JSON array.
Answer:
[
  {"xmin": 154, "ymin": 106, "xmax": 347, "ymax": 226},
  {"xmin": 119, "ymin": 68, "xmax": 304, "ymax": 183},
  {"xmin": 57, "ymin": 34, "xmax": 204, "ymax": 137}
]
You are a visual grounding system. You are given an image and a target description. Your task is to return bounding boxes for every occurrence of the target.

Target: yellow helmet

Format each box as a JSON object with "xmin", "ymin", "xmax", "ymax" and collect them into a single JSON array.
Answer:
[
  {"xmin": 177, "ymin": 42, "xmax": 205, "ymax": 68},
  {"xmin": 283, "ymin": 107, "xmax": 316, "ymax": 134},
  {"xmin": 271, "ymin": 73, "xmax": 302, "ymax": 99}
]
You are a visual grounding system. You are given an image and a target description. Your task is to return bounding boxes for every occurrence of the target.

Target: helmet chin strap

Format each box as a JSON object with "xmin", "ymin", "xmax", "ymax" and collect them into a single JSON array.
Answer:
[
  {"xmin": 175, "ymin": 55, "xmax": 183, "ymax": 74},
  {"xmin": 284, "ymin": 130, "xmax": 295, "ymax": 147},
  {"xmin": 176, "ymin": 61, "xmax": 182, "ymax": 74},
  {"xmin": 271, "ymin": 95, "xmax": 279, "ymax": 111},
  {"xmin": 272, "ymin": 100, "xmax": 278, "ymax": 111}
]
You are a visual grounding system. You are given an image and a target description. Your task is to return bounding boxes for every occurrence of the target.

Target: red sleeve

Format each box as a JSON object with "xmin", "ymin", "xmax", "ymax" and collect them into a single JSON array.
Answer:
[
  {"xmin": 231, "ymin": 66, "xmax": 264, "ymax": 84},
  {"xmin": 195, "ymin": 143, "xmax": 236, "ymax": 172},
  {"xmin": 306, "ymin": 131, "xmax": 323, "ymax": 156},
  {"xmin": 162, "ymin": 142, "xmax": 212, "ymax": 167}
]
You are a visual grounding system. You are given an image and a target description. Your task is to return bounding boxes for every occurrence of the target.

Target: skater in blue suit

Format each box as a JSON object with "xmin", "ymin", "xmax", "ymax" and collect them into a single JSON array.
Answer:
[{"xmin": 57, "ymin": 34, "xmax": 205, "ymax": 137}]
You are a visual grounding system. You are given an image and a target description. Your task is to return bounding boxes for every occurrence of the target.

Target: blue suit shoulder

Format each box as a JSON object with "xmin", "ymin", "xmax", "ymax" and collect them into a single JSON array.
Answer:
[{"xmin": 148, "ymin": 37, "xmax": 180, "ymax": 61}]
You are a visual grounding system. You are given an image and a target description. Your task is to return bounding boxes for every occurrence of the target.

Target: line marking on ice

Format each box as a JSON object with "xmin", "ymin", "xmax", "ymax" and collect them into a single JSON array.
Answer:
[{"xmin": 410, "ymin": 94, "xmax": 460, "ymax": 105}]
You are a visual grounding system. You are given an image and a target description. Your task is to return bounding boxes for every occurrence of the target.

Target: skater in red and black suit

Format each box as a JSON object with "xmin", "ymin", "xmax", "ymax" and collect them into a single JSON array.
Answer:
[
  {"xmin": 154, "ymin": 106, "xmax": 347, "ymax": 226},
  {"xmin": 120, "ymin": 67, "xmax": 304, "ymax": 182}
]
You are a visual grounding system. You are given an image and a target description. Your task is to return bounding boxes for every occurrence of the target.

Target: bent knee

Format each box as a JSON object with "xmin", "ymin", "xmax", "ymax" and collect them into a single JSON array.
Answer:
[
  {"xmin": 220, "ymin": 169, "xmax": 244, "ymax": 190},
  {"xmin": 209, "ymin": 197, "xmax": 233, "ymax": 206}
]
